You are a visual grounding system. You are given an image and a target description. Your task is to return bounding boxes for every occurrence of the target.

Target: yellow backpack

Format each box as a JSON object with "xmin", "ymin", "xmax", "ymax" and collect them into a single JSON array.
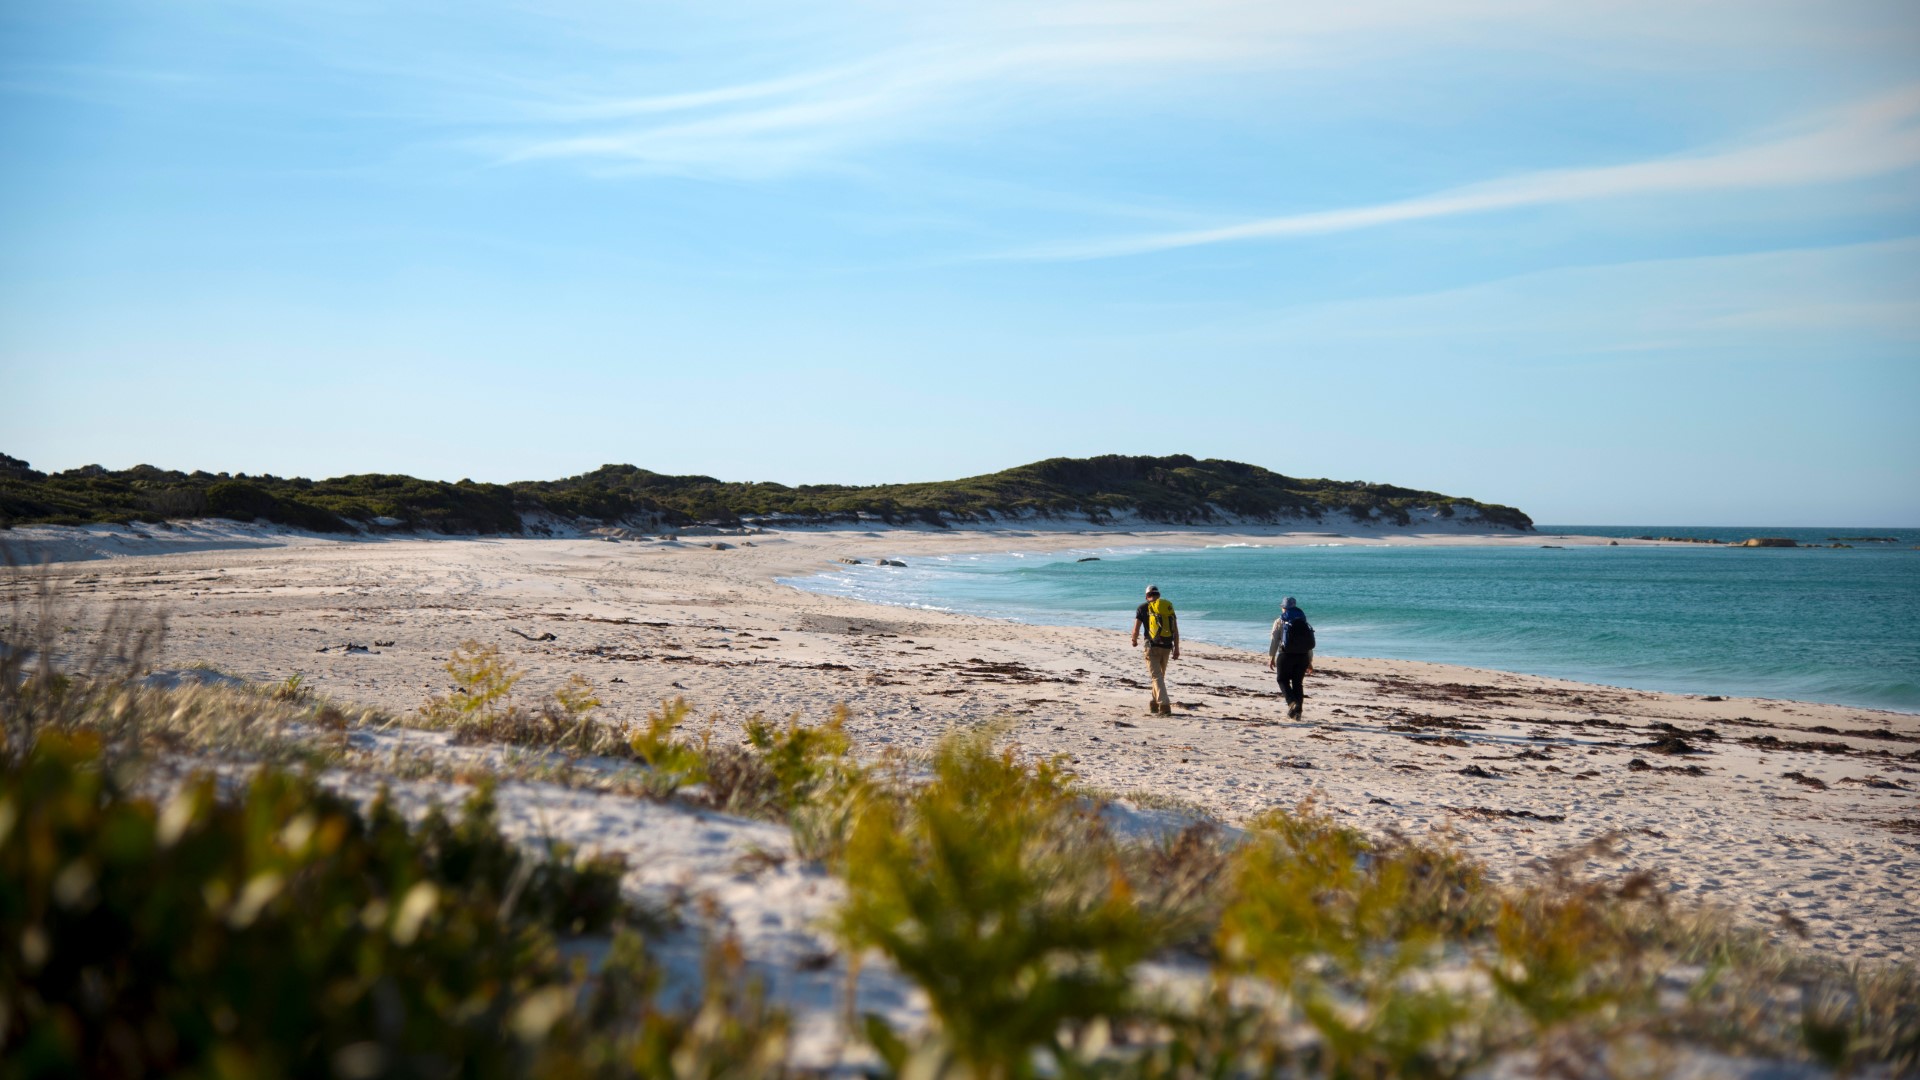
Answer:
[{"xmin": 1146, "ymin": 598, "xmax": 1176, "ymax": 646}]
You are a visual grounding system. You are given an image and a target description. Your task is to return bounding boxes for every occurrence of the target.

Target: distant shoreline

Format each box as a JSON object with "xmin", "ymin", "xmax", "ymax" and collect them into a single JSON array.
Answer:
[
  {"xmin": 11, "ymin": 515, "xmax": 1916, "ymax": 570},
  {"xmin": 4, "ymin": 516, "xmax": 1620, "ymax": 567}
]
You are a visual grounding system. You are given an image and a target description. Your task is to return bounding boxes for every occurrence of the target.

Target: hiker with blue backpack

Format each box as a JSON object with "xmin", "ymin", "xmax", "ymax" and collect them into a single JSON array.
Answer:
[{"xmin": 1267, "ymin": 596, "xmax": 1315, "ymax": 720}]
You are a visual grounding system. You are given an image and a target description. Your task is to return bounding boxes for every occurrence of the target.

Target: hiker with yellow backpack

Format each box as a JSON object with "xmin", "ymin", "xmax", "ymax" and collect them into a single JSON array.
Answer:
[{"xmin": 1128, "ymin": 584, "xmax": 1181, "ymax": 715}]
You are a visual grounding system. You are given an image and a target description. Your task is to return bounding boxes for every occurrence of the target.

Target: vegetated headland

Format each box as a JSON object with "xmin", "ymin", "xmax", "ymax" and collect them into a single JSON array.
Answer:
[{"xmin": 0, "ymin": 452, "xmax": 1533, "ymax": 533}]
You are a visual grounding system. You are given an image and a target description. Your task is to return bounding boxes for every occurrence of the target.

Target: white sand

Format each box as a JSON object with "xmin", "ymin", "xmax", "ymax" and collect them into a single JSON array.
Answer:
[{"xmin": 4, "ymin": 522, "xmax": 1915, "ymax": 1064}]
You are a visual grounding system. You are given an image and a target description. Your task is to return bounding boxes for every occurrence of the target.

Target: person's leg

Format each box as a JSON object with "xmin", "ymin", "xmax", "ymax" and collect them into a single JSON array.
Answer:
[
  {"xmin": 1281, "ymin": 653, "xmax": 1309, "ymax": 717},
  {"xmin": 1146, "ymin": 647, "xmax": 1169, "ymax": 713}
]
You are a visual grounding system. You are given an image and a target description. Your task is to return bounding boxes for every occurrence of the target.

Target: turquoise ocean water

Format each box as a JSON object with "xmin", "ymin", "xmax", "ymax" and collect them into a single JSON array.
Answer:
[{"xmin": 782, "ymin": 526, "xmax": 1920, "ymax": 713}]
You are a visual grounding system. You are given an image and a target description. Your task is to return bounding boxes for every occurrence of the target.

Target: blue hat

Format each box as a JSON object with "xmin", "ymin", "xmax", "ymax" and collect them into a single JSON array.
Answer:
[{"xmin": 1282, "ymin": 596, "xmax": 1297, "ymax": 608}]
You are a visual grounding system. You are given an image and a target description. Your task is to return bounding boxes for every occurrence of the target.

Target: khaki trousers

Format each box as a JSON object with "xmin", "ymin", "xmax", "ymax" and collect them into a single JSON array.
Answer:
[{"xmin": 1144, "ymin": 645, "xmax": 1173, "ymax": 710}]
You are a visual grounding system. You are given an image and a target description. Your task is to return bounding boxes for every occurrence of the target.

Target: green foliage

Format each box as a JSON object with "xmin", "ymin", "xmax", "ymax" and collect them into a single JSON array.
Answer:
[
  {"xmin": 743, "ymin": 706, "xmax": 855, "ymax": 806},
  {"xmin": 1487, "ymin": 891, "xmax": 1645, "ymax": 1029},
  {"xmin": 521, "ymin": 455, "xmax": 1533, "ymax": 530},
  {"xmin": 406, "ymin": 779, "xmax": 630, "ymax": 936},
  {"xmin": 0, "ymin": 453, "xmax": 1534, "ymax": 532},
  {"xmin": 1075, "ymin": 989, "xmax": 1293, "ymax": 1080},
  {"xmin": 423, "ymin": 639, "xmax": 525, "ymax": 728},
  {"xmin": 539, "ymin": 930, "xmax": 790, "ymax": 1079},
  {"xmin": 1221, "ymin": 806, "xmax": 1486, "ymax": 980},
  {"xmin": 1113, "ymin": 822, "xmax": 1237, "ymax": 953},
  {"xmin": 417, "ymin": 643, "xmax": 622, "ymax": 757},
  {"xmin": 272, "ymin": 672, "xmax": 307, "ymax": 703},
  {"xmin": 0, "ymin": 580, "xmax": 794, "ymax": 1078},
  {"xmin": 1218, "ymin": 806, "xmax": 1488, "ymax": 1078},
  {"xmin": 1792, "ymin": 963, "xmax": 1920, "ymax": 1073},
  {"xmin": 628, "ymin": 698, "xmax": 709, "ymax": 795},
  {"xmin": 555, "ymin": 675, "xmax": 601, "ymax": 721},
  {"xmin": 837, "ymin": 727, "xmax": 1167, "ymax": 1079},
  {"xmin": 0, "ymin": 731, "xmax": 630, "ymax": 1078},
  {"xmin": 204, "ymin": 480, "xmax": 349, "ymax": 533},
  {"xmin": 0, "ymin": 461, "xmax": 523, "ymax": 534},
  {"xmin": 740, "ymin": 706, "xmax": 866, "ymax": 858}
]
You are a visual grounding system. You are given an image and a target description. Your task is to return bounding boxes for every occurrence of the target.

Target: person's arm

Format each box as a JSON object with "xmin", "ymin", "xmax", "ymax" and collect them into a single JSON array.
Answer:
[
  {"xmin": 1267, "ymin": 620, "xmax": 1282, "ymax": 669},
  {"xmin": 1170, "ymin": 613, "xmax": 1181, "ymax": 660},
  {"xmin": 1129, "ymin": 609, "xmax": 1143, "ymax": 648}
]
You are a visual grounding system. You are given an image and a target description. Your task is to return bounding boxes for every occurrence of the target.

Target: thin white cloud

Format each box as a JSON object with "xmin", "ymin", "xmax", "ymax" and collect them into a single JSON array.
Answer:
[
  {"xmin": 461, "ymin": 0, "xmax": 1920, "ymax": 194},
  {"xmin": 481, "ymin": 1, "xmax": 1615, "ymax": 179},
  {"xmin": 1202, "ymin": 236, "xmax": 1920, "ymax": 351},
  {"xmin": 1011, "ymin": 85, "xmax": 1920, "ymax": 259},
  {"xmin": 494, "ymin": 45, "xmax": 971, "ymax": 177},
  {"xmin": 528, "ymin": 63, "xmax": 880, "ymax": 123}
]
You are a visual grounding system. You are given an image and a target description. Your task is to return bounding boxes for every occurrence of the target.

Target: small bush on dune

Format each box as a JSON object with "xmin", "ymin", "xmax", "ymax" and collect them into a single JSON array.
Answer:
[
  {"xmin": 431, "ymin": 639, "xmax": 523, "ymax": 722},
  {"xmin": 743, "ymin": 705, "xmax": 865, "ymax": 859},
  {"xmin": 838, "ymin": 727, "xmax": 1169, "ymax": 1079},
  {"xmin": 612, "ymin": 698, "xmax": 860, "ymax": 824},
  {"xmin": 627, "ymin": 697, "xmax": 710, "ymax": 796},
  {"xmin": 421, "ymin": 641, "xmax": 624, "ymax": 757},
  {"xmin": 745, "ymin": 705, "xmax": 856, "ymax": 807},
  {"xmin": 1219, "ymin": 806, "xmax": 1489, "ymax": 1078},
  {"xmin": 1221, "ymin": 806, "xmax": 1486, "ymax": 979},
  {"xmin": 271, "ymin": 671, "xmax": 308, "ymax": 702},
  {"xmin": 1487, "ymin": 882, "xmax": 1653, "ymax": 1032}
]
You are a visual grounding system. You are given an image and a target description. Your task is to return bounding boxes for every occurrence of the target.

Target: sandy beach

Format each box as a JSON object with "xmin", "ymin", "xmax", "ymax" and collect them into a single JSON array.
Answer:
[{"xmin": 7, "ymin": 521, "xmax": 1915, "ymax": 973}]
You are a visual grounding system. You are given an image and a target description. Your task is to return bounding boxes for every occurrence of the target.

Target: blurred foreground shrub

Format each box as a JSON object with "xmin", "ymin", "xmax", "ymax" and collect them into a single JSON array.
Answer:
[
  {"xmin": 838, "ymin": 727, "xmax": 1167, "ymax": 1079},
  {"xmin": 1218, "ymin": 805, "xmax": 1490, "ymax": 1077},
  {"xmin": 0, "ymin": 731, "xmax": 787, "ymax": 1079}
]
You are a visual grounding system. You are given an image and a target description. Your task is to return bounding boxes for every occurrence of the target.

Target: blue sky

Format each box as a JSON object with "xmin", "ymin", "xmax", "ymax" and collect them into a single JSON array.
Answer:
[{"xmin": 2, "ymin": 1, "xmax": 1917, "ymax": 525}]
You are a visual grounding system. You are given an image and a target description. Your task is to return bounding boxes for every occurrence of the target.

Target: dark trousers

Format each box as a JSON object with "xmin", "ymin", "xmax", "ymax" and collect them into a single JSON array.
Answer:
[{"xmin": 1277, "ymin": 652, "xmax": 1310, "ymax": 707}]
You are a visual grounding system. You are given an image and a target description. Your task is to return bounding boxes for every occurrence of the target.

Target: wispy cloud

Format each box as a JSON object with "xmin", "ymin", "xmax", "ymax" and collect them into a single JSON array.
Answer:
[
  {"xmin": 1120, "ymin": 236, "xmax": 1920, "ymax": 365},
  {"xmin": 1010, "ymin": 85, "xmax": 1920, "ymax": 259},
  {"xmin": 526, "ymin": 63, "xmax": 882, "ymax": 124},
  {"xmin": 479, "ymin": 1, "xmax": 1630, "ymax": 180}
]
